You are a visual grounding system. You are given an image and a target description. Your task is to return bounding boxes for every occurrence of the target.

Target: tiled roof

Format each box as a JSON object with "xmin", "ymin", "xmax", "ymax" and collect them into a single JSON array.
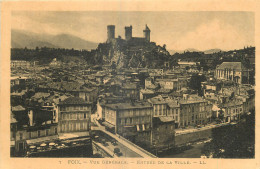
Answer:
[
  {"xmin": 158, "ymin": 116, "xmax": 174, "ymax": 122},
  {"xmin": 32, "ymin": 92, "xmax": 50, "ymax": 99},
  {"xmin": 12, "ymin": 105, "xmax": 26, "ymax": 111},
  {"xmin": 221, "ymin": 100, "xmax": 243, "ymax": 108},
  {"xmin": 217, "ymin": 62, "xmax": 246, "ymax": 70},
  {"xmin": 140, "ymin": 89, "xmax": 154, "ymax": 94},
  {"xmin": 122, "ymin": 83, "xmax": 137, "ymax": 89},
  {"xmin": 11, "ymin": 113, "xmax": 18, "ymax": 123},
  {"xmin": 105, "ymin": 102, "xmax": 152, "ymax": 110},
  {"xmin": 59, "ymin": 97, "xmax": 89, "ymax": 105},
  {"xmin": 165, "ymin": 98, "xmax": 180, "ymax": 108},
  {"xmin": 149, "ymin": 95, "xmax": 168, "ymax": 104}
]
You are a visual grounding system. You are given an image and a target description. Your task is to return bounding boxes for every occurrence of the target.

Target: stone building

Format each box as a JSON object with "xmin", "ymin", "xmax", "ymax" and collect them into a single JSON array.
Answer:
[
  {"xmin": 179, "ymin": 95, "xmax": 212, "ymax": 127},
  {"xmin": 106, "ymin": 24, "xmax": 151, "ymax": 44},
  {"xmin": 219, "ymin": 100, "xmax": 244, "ymax": 122},
  {"xmin": 102, "ymin": 102, "xmax": 153, "ymax": 146},
  {"xmin": 152, "ymin": 117, "xmax": 175, "ymax": 150},
  {"xmin": 58, "ymin": 97, "xmax": 92, "ymax": 133},
  {"xmin": 155, "ymin": 78, "xmax": 187, "ymax": 91},
  {"xmin": 215, "ymin": 62, "xmax": 250, "ymax": 84}
]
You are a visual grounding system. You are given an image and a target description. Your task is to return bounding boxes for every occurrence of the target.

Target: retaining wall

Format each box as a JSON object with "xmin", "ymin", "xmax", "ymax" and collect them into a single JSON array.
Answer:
[{"xmin": 175, "ymin": 128, "xmax": 212, "ymax": 146}]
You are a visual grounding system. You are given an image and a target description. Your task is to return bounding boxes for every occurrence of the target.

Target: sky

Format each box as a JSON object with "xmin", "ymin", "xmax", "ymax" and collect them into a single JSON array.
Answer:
[{"xmin": 12, "ymin": 11, "xmax": 255, "ymax": 51}]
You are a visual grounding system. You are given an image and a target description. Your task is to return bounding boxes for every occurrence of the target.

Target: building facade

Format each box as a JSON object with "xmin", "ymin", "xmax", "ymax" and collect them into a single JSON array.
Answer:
[
  {"xmin": 58, "ymin": 97, "xmax": 92, "ymax": 133},
  {"xmin": 179, "ymin": 95, "xmax": 212, "ymax": 127},
  {"xmin": 102, "ymin": 102, "xmax": 153, "ymax": 146}
]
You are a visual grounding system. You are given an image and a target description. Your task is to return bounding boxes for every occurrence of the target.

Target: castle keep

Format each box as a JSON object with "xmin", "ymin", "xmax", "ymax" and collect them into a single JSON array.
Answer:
[{"xmin": 107, "ymin": 24, "xmax": 151, "ymax": 44}]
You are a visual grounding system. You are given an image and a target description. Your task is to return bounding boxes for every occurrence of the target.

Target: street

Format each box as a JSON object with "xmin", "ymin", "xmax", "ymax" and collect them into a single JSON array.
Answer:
[{"xmin": 91, "ymin": 114, "xmax": 144, "ymax": 158}]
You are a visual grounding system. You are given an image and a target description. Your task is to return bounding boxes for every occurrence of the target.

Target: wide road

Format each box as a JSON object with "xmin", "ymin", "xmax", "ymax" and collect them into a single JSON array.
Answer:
[
  {"xmin": 94, "ymin": 131, "xmax": 142, "ymax": 158},
  {"xmin": 91, "ymin": 114, "xmax": 153, "ymax": 158}
]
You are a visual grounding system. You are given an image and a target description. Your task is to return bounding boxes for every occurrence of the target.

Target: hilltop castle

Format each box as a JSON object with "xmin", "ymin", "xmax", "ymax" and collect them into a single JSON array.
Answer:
[{"xmin": 107, "ymin": 25, "xmax": 151, "ymax": 44}]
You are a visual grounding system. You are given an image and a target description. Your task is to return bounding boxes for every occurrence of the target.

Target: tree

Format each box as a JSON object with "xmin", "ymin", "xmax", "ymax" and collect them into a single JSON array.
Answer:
[
  {"xmin": 188, "ymin": 74, "xmax": 206, "ymax": 95},
  {"xmin": 163, "ymin": 44, "xmax": 166, "ymax": 49},
  {"xmin": 201, "ymin": 111, "xmax": 255, "ymax": 158}
]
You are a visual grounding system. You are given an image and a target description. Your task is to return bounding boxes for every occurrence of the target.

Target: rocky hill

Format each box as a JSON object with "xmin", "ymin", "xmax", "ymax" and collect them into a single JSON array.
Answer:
[{"xmin": 93, "ymin": 39, "xmax": 171, "ymax": 69}]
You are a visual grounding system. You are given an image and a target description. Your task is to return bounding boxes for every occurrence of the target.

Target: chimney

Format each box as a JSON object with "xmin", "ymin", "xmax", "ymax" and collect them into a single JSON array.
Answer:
[
  {"xmin": 183, "ymin": 94, "xmax": 189, "ymax": 100},
  {"xmin": 28, "ymin": 110, "xmax": 34, "ymax": 126}
]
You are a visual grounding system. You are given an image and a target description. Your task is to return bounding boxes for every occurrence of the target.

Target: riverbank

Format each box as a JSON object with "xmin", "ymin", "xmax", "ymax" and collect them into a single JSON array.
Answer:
[{"xmin": 158, "ymin": 141, "xmax": 206, "ymax": 158}]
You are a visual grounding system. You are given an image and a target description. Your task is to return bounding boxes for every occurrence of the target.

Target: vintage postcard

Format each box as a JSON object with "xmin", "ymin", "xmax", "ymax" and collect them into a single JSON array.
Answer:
[{"xmin": 1, "ymin": 0, "xmax": 259, "ymax": 169}]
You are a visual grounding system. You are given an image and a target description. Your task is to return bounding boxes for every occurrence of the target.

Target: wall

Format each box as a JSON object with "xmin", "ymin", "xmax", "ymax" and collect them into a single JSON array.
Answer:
[
  {"xmin": 175, "ymin": 128, "xmax": 212, "ymax": 146},
  {"xmin": 152, "ymin": 122, "xmax": 175, "ymax": 149},
  {"xmin": 15, "ymin": 124, "xmax": 58, "ymax": 141},
  {"xmin": 92, "ymin": 141, "xmax": 113, "ymax": 158}
]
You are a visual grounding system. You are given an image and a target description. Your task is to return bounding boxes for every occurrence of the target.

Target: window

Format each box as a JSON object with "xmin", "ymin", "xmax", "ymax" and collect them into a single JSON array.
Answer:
[
  {"xmin": 38, "ymin": 131, "xmax": 40, "ymax": 137},
  {"xmin": 130, "ymin": 110, "xmax": 133, "ymax": 116},
  {"xmin": 84, "ymin": 113, "xmax": 86, "ymax": 119},
  {"xmin": 28, "ymin": 132, "xmax": 31, "ymax": 139},
  {"xmin": 130, "ymin": 118, "xmax": 133, "ymax": 124},
  {"xmin": 70, "ymin": 123, "xmax": 73, "ymax": 131},
  {"xmin": 80, "ymin": 122, "xmax": 83, "ymax": 130},
  {"xmin": 55, "ymin": 128, "xmax": 57, "ymax": 134},
  {"xmin": 19, "ymin": 133, "xmax": 23, "ymax": 140},
  {"xmin": 12, "ymin": 131, "xmax": 16, "ymax": 139},
  {"xmin": 75, "ymin": 106, "xmax": 79, "ymax": 110},
  {"xmin": 46, "ymin": 129, "xmax": 49, "ymax": 136}
]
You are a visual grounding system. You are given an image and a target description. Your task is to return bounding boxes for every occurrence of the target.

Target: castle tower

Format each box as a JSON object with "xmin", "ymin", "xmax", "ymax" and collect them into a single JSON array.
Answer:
[
  {"xmin": 143, "ymin": 24, "xmax": 150, "ymax": 42},
  {"xmin": 125, "ymin": 25, "xmax": 132, "ymax": 41},
  {"xmin": 107, "ymin": 25, "xmax": 115, "ymax": 43}
]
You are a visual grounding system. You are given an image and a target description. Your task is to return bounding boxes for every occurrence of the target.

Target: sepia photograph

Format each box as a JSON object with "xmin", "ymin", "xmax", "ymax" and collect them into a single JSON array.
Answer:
[{"xmin": 8, "ymin": 10, "xmax": 256, "ymax": 159}]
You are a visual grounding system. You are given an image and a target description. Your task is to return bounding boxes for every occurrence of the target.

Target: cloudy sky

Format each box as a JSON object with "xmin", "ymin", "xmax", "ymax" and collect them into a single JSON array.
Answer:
[{"xmin": 12, "ymin": 11, "xmax": 254, "ymax": 51}]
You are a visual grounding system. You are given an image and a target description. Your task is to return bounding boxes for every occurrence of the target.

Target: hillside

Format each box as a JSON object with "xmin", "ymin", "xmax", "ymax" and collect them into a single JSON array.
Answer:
[
  {"xmin": 11, "ymin": 29, "xmax": 98, "ymax": 51},
  {"xmin": 203, "ymin": 48, "xmax": 222, "ymax": 54}
]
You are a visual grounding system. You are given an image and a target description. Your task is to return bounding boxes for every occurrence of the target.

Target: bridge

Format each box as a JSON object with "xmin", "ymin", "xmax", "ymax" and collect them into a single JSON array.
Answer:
[{"xmin": 92, "ymin": 117, "xmax": 157, "ymax": 158}]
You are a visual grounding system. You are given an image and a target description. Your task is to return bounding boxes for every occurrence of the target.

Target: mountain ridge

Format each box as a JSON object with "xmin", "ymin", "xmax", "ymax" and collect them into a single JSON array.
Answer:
[
  {"xmin": 11, "ymin": 29, "xmax": 98, "ymax": 50},
  {"xmin": 169, "ymin": 48, "xmax": 223, "ymax": 55}
]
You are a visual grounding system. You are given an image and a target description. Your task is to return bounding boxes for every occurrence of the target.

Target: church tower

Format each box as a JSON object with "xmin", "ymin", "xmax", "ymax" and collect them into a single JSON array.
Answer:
[{"xmin": 143, "ymin": 24, "xmax": 150, "ymax": 42}]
